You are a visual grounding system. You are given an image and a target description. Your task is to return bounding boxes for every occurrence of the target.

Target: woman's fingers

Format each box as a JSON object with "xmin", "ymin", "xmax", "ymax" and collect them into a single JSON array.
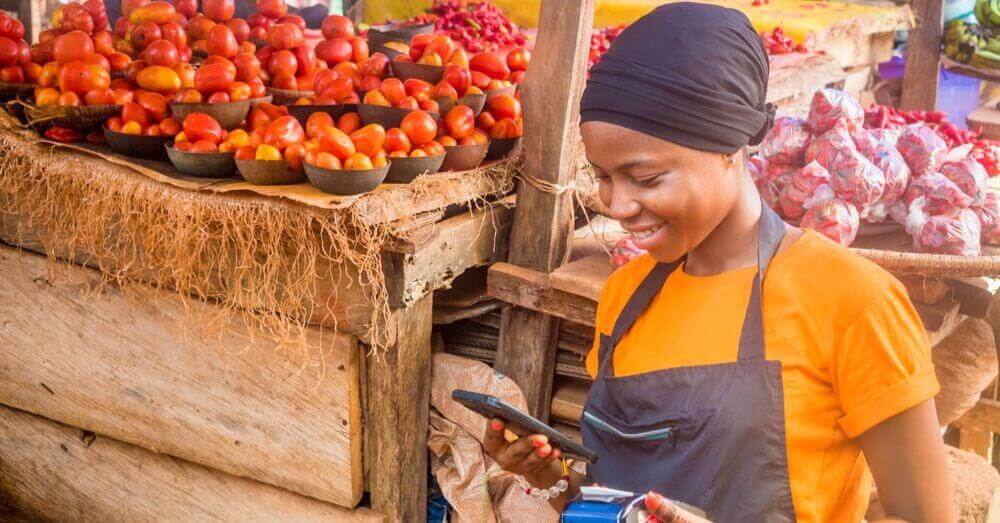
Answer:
[
  {"xmin": 520, "ymin": 442, "xmax": 558, "ymax": 470},
  {"xmin": 644, "ymin": 492, "xmax": 710, "ymax": 523},
  {"xmin": 483, "ymin": 418, "xmax": 507, "ymax": 458}
]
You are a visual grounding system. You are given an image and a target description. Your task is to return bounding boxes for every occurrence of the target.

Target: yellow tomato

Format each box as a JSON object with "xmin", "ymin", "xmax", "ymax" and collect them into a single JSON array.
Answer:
[
  {"xmin": 225, "ymin": 129, "xmax": 250, "ymax": 147},
  {"xmin": 136, "ymin": 66, "xmax": 182, "ymax": 94},
  {"xmin": 255, "ymin": 144, "xmax": 282, "ymax": 161},
  {"xmin": 121, "ymin": 121, "xmax": 143, "ymax": 135},
  {"xmin": 34, "ymin": 87, "xmax": 60, "ymax": 107},
  {"xmin": 174, "ymin": 131, "xmax": 188, "ymax": 143}
]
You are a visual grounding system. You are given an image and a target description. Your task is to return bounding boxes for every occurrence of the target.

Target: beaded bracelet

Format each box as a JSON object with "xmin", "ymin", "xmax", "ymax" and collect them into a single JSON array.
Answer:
[{"xmin": 517, "ymin": 459, "xmax": 570, "ymax": 500}]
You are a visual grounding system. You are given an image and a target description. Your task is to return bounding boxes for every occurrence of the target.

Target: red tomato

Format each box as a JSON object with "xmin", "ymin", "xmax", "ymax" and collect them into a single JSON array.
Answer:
[
  {"xmin": 359, "ymin": 75, "xmax": 382, "ymax": 94},
  {"xmin": 206, "ymin": 25, "xmax": 239, "ymax": 59},
  {"xmin": 83, "ymin": 88, "xmax": 115, "ymax": 105},
  {"xmin": 409, "ymin": 33, "xmax": 433, "ymax": 62},
  {"xmin": 404, "ymin": 78, "xmax": 433, "ymax": 101},
  {"xmin": 229, "ymin": 81, "xmax": 251, "ymax": 100},
  {"xmin": 284, "ymin": 142, "xmax": 305, "ymax": 170},
  {"xmin": 384, "ymin": 127, "xmax": 411, "ymax": 154},
  {"xmin": 53, "ymin": 31, "xmax": 95, "ymax": 64},
  {"xmin": 318, "ymin": 125, "xmax": 356, "ymax": 160},
  {"xmin": 175, "ymin": 0, "xmax": 198, "ymax": 18},
  {"xmin": 264, "ymin": 115, "xmax": 304, "ymax": 148},
  {"xmin": 122, "ymin": 101, "xmax": 151, "ymax": 126},
  {"xmin": 470, "ymin": 71, "xmax": 491, "ymax": 90},
  {"xmin": 226, "ymin": 18, "xmax": 251, "ymax": 43},
  {"xmin": 350, "ymin": 37, "xmax": 368, "ymax": 63},
  {"xmin": 444, "ymin": 106, "xmax": 475, "ymax": 139},
  {"xmin": 267, "ymin": 49, "xmax": 298, "ymax": 77},
  {"xmin": 248, "ymin": 77, "xmax": 267, "ymax": 98},
  {"xmin": 266, "ymin": 23, "xmax": 303, "ymax": 51},
  {"xmin": 186, "ymin": 14, "xmax": 216, "ymax": 40},
  {"xmin": 395, "ymin": 96, "xmax": 419, "ymax": 110},
  {"xmin": 361, "ymin": 53, "xmax": 390, "ymax": 79},
  {"xmin": 349, "ymin": 123, "xmax": 385, "ymax": 156},
  {"xmin": 433, "ymin": 80, "xmax": 458, "ymax": 101},
  {"xmin": 232, "ymin": 52, "xmax": 261, "ymax": 82},
  {"xmin": 270, "ymin": 72, "xmax": 297, "ymax": 90},
  {"xmin": 108, "ymin": 52, "xmax": 132, "ymax": 72},
  {"xmin": 476, "ymin": 111, "xmax": 496, "ymax": 132},
  {"xmin": 400, "ymin": 110, "xmax": 437, "ymax": 146},
  {"xmin": 107, "ymin": 116, "xmax": 124, "ymax": 132},
  {"xmin": 138, "ymin": 91, "xmax": 169, "ymax": 120},
  {"xmin": 174, "ymin": 87, "xmax": 203, "ymax": 103},
  {"xmin": 470, "ymin": 52, "xmax": 510, "ymax": 80},
  {"xmin": 207, "ymin": 91, "xmax": 231, "ymax": 103},
  {"xmin": 0, "ymin": 38, "xmax": 17, "ymax": 68},
  {"xmin": 442, "ymin": 65, "xmax": 470, "ymax": 97},
  {"xmin": 423, "ymin": 35, "xmax": 455, "ymax": 63},
  {"xmin": 159, "ymin": 116, "xmax": 181, "ymax": 135},
  {"xmin": 510, "ymin": 70, "xmax": 525, "ymax": 84},
  {"xmin": 337, "ymin": 112, "xmax": 361, "ymax": 135},
  {"xmin": 277, "ymin": 15, "xmax": 305, "ymax": 30},
  {"xmin": 258, "ymin": 0, "xmax": 288, "ymax": 18},
  {"xmin": 235, "ymin": 145, "xmax": 256, "ymax": 160},
  {"xmin": 321, "ymin": 15, "xmax": 354, "ymax": 40},
  {"xmin": 380, "ymin": 77, "xmax": 405, "ymax": 105},
  {"xmin": 291, "ymin": 45, "xmax": 316, "ymax": 76},
  {"xmin": 315, "ymin": 38, "xmax": 352, "ymax": 66},
  {"xmin": 194, "ymin": 61, "xmax": 237, "ymax": 95},
  {"xmin": 92, "ymin": 30, "xmax": 115, "ymax": 57},
  {"xmin": 130, "ymin": 21, "xmax": 163, "ymax": 50},
  {"xmin": 0, "ymin": 65, "xmax": 23, "ymax": 83},
  {"xmin": 58, "ymin": 61, "xmax": 94, "ymax": 94},
  {"xmin": 189, "ymin": 140, "xmax": 219, "ymax": 153},
  {"xmin": 183, "ymin": 112, "xmax": 224, "ymax": 143},
  {"xmin": 506, "ymin": 47, "xmax": 531, "ymax": 72},
  {"xmin": 203, "ymin": 0, "xmax": 235, "ymax": 22},
  {"xmin": 487, "ymin": 94, "xmax": 521, "ymax": 121},
  {"xmin": 490, "ymin": 118, "xmax": 520, "ymax": 139},
  {"xmin": 57, "ymin": 91, "xmax": 82, "ymax": 106},
  {"xmin": 419, "ymin": 98, "xmax": 440, "ymax": 114},
  {"xmin": 306, "ymin": 112, "xmax": 334, "ymax": 138},
  {"xmin": 141, "ymin": 39, "xmax": 179, "ymax": 67}
]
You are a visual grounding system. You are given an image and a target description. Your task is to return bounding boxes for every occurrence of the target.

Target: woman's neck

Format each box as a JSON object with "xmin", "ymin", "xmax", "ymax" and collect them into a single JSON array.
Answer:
[{"xmin": 684, "ymin": 176, "xmax": 762, "ymax": 276}]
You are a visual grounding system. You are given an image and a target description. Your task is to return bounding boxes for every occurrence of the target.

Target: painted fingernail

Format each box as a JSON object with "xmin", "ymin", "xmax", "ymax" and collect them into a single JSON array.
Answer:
[
  {"xmin": 531, "ymin": 436, "xmax": 547, "ymax": 447},
  {"xmin": 537, "ymin": 445, "xmax": 551, "ymax": 458},
  {"xmin": 645, "ymin": 492, "xmax": 662, "ymax": 511},
  {"xmin": 490, "ymin": 420, "xmax": 503, "ymax": 431}
]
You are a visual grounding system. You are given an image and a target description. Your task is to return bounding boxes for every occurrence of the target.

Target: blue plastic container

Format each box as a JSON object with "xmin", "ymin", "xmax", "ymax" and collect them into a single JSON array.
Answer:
[{"xmin": 878, "ymin": 55, "xmax": 981, "ymax": 129}]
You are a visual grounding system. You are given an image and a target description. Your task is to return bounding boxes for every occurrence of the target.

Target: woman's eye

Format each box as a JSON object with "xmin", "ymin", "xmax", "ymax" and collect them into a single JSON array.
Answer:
[{"xmin": 634, "ymin": 174, "xmax": 662, "ymax": 186}]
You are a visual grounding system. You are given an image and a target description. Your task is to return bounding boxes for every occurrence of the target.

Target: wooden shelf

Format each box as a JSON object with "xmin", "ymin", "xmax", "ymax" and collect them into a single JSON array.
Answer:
[{"xmin": 942, "ymin": 55, "xmax": 1000, "ymax": 83}]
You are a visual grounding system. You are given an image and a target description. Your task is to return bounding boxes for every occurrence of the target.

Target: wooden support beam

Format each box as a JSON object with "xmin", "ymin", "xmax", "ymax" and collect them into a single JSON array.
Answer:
[
  {"xmin": 364, "ymin": 295, "xmax": 433, "ymax": 522},
  {"xmin": 0, "ymin": 405, "xmax": 384, "ymax": 522},
  {"xmin": 494, "ymin": 0, "xmax": 596, "ymax": 420},
  {"xmin": 489, "ymin": 262, "xmax": 598, "ymax": 328},
  {"xmin": 955, "ymin": 399, "xmax": 1000, "ymax": 434},
  {"xmin": 900, "ymin": 0, "xmax": 943, "ymax": 110}
]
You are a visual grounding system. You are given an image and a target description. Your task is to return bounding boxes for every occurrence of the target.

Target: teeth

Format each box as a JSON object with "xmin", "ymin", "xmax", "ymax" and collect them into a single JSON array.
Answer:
[{"xmin": 633, "ymin": 226, "xmax": 659, "ymax": 239}]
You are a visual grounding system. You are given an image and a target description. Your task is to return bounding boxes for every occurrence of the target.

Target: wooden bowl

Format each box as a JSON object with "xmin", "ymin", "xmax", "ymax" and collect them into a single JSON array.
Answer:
[
  {"xmin": 103, "ymin": 127, "xmax": 172, "ymax": 159},
  {"xmin": 391, "ymin": 61, "xmax": 444, "ymax": 84},
  {"xmin": 165, "ymin": 145, "xmax": 237, "ymax": 178},
  {"xmin": 372, "ymin": 44, "xmax": 406, "ymax": 62},
  {"xmin": 0, "ymin": 81, "xmax": 35, "ymax": 101},
  {"xmin": 25, "ymin": 103, "xmax": 120, "ymax": 131},
  {"xmin": 441, "ymin": 142, "xmax": 488, "ymax": 171},
  {"xmin": 266, "ymin": 87, "xmax": 315, "ymax": 106},
  {"xmin": 485, "ymin": 137, "xmax": 522, "ymax": 161},
  {"xmin": 287, "ymin": 104, "xmax": 358, "ymax": 127},
  {"xmin": 435, "ymin": 92, "xmax": 487, "ymax": 117},
  {"xmin": 249, "ymin": 95, "xmax": 274, "ymax": 107},
  {"xmin": 386, "ymin": 154, "xmax": 446, "ymax": 183},
  {"xmin": 236, "ymin": 159, "xmax": 307, "ymax": 185},
  {"xmin": 305, "ymin": 163, "xmax": 389, "ymax": 195},
  {"xmin": 169, "ymin": 99, "xmax": 251, "ymax": 130},
  {"xmin": 359, "ymin": 104, "xmax": 437, "ymax": 129},
  {"xmin": 486, "ymin": 85, "xmax": 516, "ymax": 100},
  {"xmin": 367, "ymin": 22, "xmax": 434, "ymax": 48}
]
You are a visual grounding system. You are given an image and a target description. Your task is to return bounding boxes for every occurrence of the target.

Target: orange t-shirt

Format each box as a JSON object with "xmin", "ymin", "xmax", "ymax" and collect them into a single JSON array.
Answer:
[{"xmin": 586, "ymin": 230, "xmax": 939, "ymax": 523}]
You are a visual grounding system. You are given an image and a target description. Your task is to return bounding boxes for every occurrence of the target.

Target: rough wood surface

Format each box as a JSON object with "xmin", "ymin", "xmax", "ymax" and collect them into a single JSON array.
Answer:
[
  {"xmin": 956, "ymin": 399, "xmax": 1000, "ymax": 434},
  {"xmin": 364, "ymin": 295, "xmax": 433, "ymax": 522},
  {"xmin": 900, "ymin": 0, "xmax": 943, "ymax": 110},
  {"xmin": 489, "ymin": 262, "xmax": 598, "ymax": 328},
  {"xmin": 950, "ymin": 277, "xmax": 999, "ymax": 319},
  {"xmin": 946, "ymin": 446, "xmax": 1000, "ymax": 523},
  {"xmin": 551, "ymin": 378, "xmax": 589, "ymax": 426},
  {"xmin": 934, "ymin": 319, "xmax": 999, "ymax": 426},
  {"xmin": 898, "ymin": 275, "xmax": 952, "ymax": 305},
  {"xmin": 967, "ymin": 105, "xmax": 1000, "ymax": 141},
  {"xmin": 495, "ymin": 0, "xmax": 596, "ymax": 419},
  {"xmin": 550, "ymin": 254, "xmax": 613, "ymax": 303},
  {"xmin": 766, "ymin": 53, "xmax": 847, "ymax": 106},
  {"xmin": 0, "ymin": 406, "xmax": 384, "ymax": 522},
  {"xmin": 0, "ymin": 245, "xmax": 363, "ymax": 507},
  {"xmin": 385, "ymin": 202, "xmax": 513, "ymax": 308}
]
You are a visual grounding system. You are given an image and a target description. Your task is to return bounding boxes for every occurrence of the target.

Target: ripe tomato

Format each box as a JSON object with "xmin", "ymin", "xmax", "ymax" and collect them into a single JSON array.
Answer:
[
  {"xmin": 444, "ymin": 106, "xmax": 475, "ymax": 139},
  {"xmin": 137, "ymin": 65, "xmax": 181, "ymax": 93},
  {"xmin": 419, "ymin": 98, "xmax": 439, "ymax": 114},
  {"xmin": 422, "ymin": 140, "xmax": 445, "ymax": 156},
  {"xmin": 234, "ymin": 145, "xmax": 255, "ymax": 160},
  {"xmin": 361, "ymin": 53, "xmax": 390, "ymax": 79},
  {"xmin": 319, "ymin": 76, "xmax": 355, "ymax": 102},
  {"xmin": 379, "ymin": 77, "xmax": 405, "ymax": 105},
  {"xmin": 349, "ymin": 124, "xmax": 385, "ymax": 157},
  {"xmin": 314, "ymin": 151, "xmax": 342, "ymax": 170},
  {"xmin": 318, "ymin": 125, "xmax": 355, "ymax": 160},
  {"xmin": 174, "ymin": 87, "xmax": 203, "ymax": 103},
  {"xmin": 203, "ymin": 0, "xmax": 235, "ymax": 22},
  {"xmin": 506, "ymin": 47, "xmax": 531, "ymax": 72},
  {"xmin": 487, "ymin": 94, "xmax": 521, "ymax": 121},
  {"xmin": 207, "ymin": 91, "xmax": 231, "ymax": 103},
  {"xmin": 194, "ymin": 61, "xmax": 236, "ymax": 95},
  {"xmin": 144, "ymin": 124, "xmax": 162, "ymax": 136},
  {"xmin": 315, "ymin": 38, "xmax": 352, "ymax": 66},
  {"xmin": 409, "ymin": 33, "xmax": 433, "ymax": 62},
  {"xmin": 113, "ymin": 88, "xmax": 135, "ymax": 105},
  {"xmin": 333, "ymin": 61, "xmax": 362, "ymax": 88},
  {"xmin": 433, "ymin": 80, "xmax": 458, "ymax": 101},
  {"xmin": 306, "ymin": 112, "xmax": 334, "ymax": 139},
  {"xmin": 207, "ymin": 25, "xmax": 239, "ymax": 59},
  {"xmin": 404, "ymin": 79, "xmax": 433, "ymax": 101},
  {"xmin": 344, "ymin": 152, "xmax": 373, "ymax": 170},
  {"xmin": 267, "ymin": 23, "xmax": 303, "ymax": 51},
  {"xmin": 122, "ymin": 101, "xmax": 151, "ymax": 126},
  {"xmin": 384, "ymin": 128, "xmax": 411, "ymax": 154},
  {"xmin": 226, "ymin": 18, "xmax": 250, "ymax": 43},
  {"xmin": 359, "ymin": 75, "xmax": 382, "ymax": 94},
  {"xmin": 23, "ymin": 63, "xmax": 41, "ymax": 83},
  {"xmin": 476, "ymin": 111, "xmax": 496, "ymax": 132},
  {"xmin": 175, "ymin": 0, "xmax": 197, "ymax": 18},
  {"xmin": 442, "ymin": 65, "xmax": 470, "ymax": 96},
  {"xmin": 53, "ymin": 31, "xmax": 95, "ymax": 64},
  {"xmin": 264, "ymin": 115, "xmax": 304, "ymax": 149},
  {"xmin": 400, "ymin": 110, "xmax": 437, "ymax": 146},
  {"xmin": 321, "ymin": 15, "xmax": 354, "ymax": 40},
  {"xmin": 350, "ymin": 37, "xmax": 368, "ymax": 63},
  {"xmin": 248, "ymin": 77, "xmax": 266, "ymax": 97},
  {"xmin": 396, "ymin": 96, "xmax": 419, "ymax": 111},
  {"xmin": 38, "ymin": 62, "xmax": 59, "ymax": 88},
  {"xmin": 229, "ymin": 81, "xmax": 251, "ymax": 100},
  {"xmin": 106, "ymin": 116, "xmax": 124, "ymax": 131},
  {"xmin": 438, "ymin": 135, "xmax": 457, "ymax": 147},
  {"xmin": 183, "ymin": 112, "xmax": 224, "ymax": 144},
  {"xmin": 267, "ymin": 49, "xmax": 298, "ymax": 77},
  {"xmin": 510, "ymin": 71, "xmax": 525, "ymax": 84},
  {"xmin": 130, "ymin": 22, "xmax": 163, "ymax": 50},
  {"xmin": 141, "ymin": 39, "xmax": 179, "ymax": 67},
  {"xmin": 129, "ymin": 1, "xmax": 175, "ymax": 24},
  {"xmin": 372, "ymin": 149, "xmax": 388, "ymax": 168},
  {"xmin": 362, "ymin": 89, "xmax": 390, "ymax": 106},
  {"xmin": 417, "ymin": 53, "xmax": 443, "ymax": 67},
  {"xmin": 258, "ymin": 0, "xmax": 288, "ymax": 19},
  {"xmin": 409, "ymin": 148, "xmax": 427, "ymax": 158},
  {"xmin": 446, "ymin": 48, "xmax": 469, "ymax": 69},
  {"xmin": 337, "ymin": 112, "xmax": 361, "ymax": 134},
  {"xmin": 278, "ymin": 15, "xmax": 305, "ymax": 30},
  {"xmin": 58, "ymin": 61, "xmax": 93, "ymax": 94},
  {"xmin": 284, "ymin": 142, "xmax": 305, "ymax": 171},
  {"xmin": 159, "ymin": 116, "xmax": 181, "ymax": 135},
  {"xmin": 470, "ymin": 71, "xmax": 491, "ymax": 90},
  {"xmin": 186, "ymin": 15, "xmax": 216, "ymax": 41},
  {"xmin": 108, "ymin": 52, "xmax": 132, "ymax": 72},
  {"xmin": 423, "ymin": 35, "xmax": 455, "ymax": 63},
  {"xmin": 0, "ymin": 65, "xmax": 22, "ymax": 83},
  {"xmin": 255, "ymin": 143, "xmax": 282, "ymax": 160},
  {"xmin": 270, "ymin": 72, "xmax": 296, "ymax": 90},
  {"xmin": 190, "ymin": 140, "xmax": 220, "ymax": 153},
  {"xmin": 92, "ymin": 30, "xmax": 115, "ymax": 57},
  {"xmin": 470, "ymin": 52, "xmax": 510, "ymax": 80}
]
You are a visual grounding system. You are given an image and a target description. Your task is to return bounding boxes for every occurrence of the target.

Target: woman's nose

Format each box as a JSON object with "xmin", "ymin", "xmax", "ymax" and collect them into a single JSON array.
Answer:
[{"xmin": 606, "ymin": 184, "xmax": 642, "ymax": 222}]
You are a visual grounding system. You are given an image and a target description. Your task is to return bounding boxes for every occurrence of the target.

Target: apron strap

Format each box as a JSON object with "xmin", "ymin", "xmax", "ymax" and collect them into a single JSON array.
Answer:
[{"xmin": 735, "ymin": 203, "xmax": 787, "ymax": 362}]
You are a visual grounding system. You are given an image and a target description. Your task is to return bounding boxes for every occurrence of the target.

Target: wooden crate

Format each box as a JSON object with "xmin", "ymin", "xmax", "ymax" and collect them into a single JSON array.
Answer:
[
  {"xmin": 0, "ymin": 245, "xmax": 363, "ymax": 507},
  {"xmin": 0, "ymin": 405, "xmax": 384, "ymax": 522}
]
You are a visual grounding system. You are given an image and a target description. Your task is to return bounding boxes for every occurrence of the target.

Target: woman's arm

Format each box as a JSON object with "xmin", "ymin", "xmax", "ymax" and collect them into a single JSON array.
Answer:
[{"xmin": 859, "ymin": 399, "xmax": 956, "ymax": 522}]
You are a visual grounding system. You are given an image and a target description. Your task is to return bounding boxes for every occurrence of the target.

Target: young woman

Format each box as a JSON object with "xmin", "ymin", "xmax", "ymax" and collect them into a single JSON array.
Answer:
[{"xmin": 484, "ymin": 3, "xmax": 955, "ymax": 521}]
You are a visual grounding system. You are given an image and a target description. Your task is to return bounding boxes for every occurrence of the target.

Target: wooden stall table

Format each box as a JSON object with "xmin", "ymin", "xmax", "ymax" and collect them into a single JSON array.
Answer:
[{"xmin": 0, "ymin": 108, "xmax": 515, "ymax": 521}]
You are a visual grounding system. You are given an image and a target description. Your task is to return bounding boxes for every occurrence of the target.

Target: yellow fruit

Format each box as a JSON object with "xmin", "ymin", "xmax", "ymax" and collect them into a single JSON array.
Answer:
[
  {"xmin": 122, "ymin": 121, "xmax": 143, "ymax": 135},
  {"xmin": 255, "ymin": 144, "xmax": 282, "ymax": 161},
  {"xmin": 225, "ymin": 129, "xmax": 249, "ymax": 147},
  {"xmin": 174, "ymin": 131, "xmax": 188, "ymax": 143},
  {"xmin": 136, "ymin": 66, "xmax": 182, "ymax": 94}
]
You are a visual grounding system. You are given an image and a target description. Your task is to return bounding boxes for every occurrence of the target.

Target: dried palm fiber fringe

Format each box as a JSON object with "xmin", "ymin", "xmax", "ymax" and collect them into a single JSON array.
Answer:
[{"xmin": 0, "ymin": 113, "xmax": 516, "ymax": 363}]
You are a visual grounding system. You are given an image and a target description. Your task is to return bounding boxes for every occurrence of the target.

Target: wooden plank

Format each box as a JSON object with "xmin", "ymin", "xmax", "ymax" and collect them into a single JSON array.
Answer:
[
  {"xmin": 766, "ymin": 53, "xmax": 847, "ymax": 106},
  {"xmin": 916, "ymin": 297, "xmax": 962, "ymax": 332},
  {"xmin": 364, "ymin": 295, "xmax": 433, "ymax": 522},
  {"xmin": 951, "ymin": 277, "xmax": 999, "ymax": 319},
  {"xmin": 956, "ymin": 399, "xmax": 1000, "ymax": 434},
  {"xmin": 432, "ymin": 300, "xmax": 502, "ymax": 325},
  {"xmin": 959, "ymin": 428, "xmax": 994, "ymax": 460},
  {"xmin": 0, "ymin": 406, "xmax": 384, "ymax": 522},
  {"xmin": 550, "ymin": 253, "xmax": 613, "ymax": 303},
  {"xmin": 967, "ymin": 105, "xmax": 1000, "ymax": 141},
  {"xmin": 488, "ymin": 262, "xmax": 598, "ymax": 328},
  {"xmin": 495, "ymin": 0, "xmax": 597, "ymax": 419},
  {"xmin": 384, "ymin": 201, "xmax": 513, "ymax": 308},
  {"xmin": 900, "ymin": 0, "xmax": 943, "ymax": 110},
  {"xmin": 0, "ymin": 245, "xmax": 363, "ymax": 507},
  {"xmin": 898, "ymin": 275, "xmax": 952, "ymax": 305},
  {"xmin": 551, "ymin": 378, "xmax": 589, "ymax": 426}
]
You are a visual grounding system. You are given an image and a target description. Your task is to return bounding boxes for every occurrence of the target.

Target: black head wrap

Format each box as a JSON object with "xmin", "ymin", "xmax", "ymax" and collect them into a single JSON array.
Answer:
[{"xmin": 580, "ymin": 2, "xmax": 775, "ymax": 153}]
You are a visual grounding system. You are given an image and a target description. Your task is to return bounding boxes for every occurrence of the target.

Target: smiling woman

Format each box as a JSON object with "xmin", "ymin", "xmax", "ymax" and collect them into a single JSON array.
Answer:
[{"xmin": 483, "ymin": 3, "xmax": 958, "ymax": 522}]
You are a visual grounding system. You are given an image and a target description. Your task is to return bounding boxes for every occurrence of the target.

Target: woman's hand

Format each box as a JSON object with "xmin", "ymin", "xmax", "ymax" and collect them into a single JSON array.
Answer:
[
  {"xmin": 483, "ymin": 417, "xmax": 563, "ymax": 481},
  {"xmin": 644, "ymin": 492, "xmax": 712, "ymax": 522}
]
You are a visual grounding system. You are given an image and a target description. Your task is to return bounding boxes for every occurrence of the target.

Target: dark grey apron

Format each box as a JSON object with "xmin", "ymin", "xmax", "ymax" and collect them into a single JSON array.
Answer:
[{"xmin": 581, "ymin": 204, "xmax": 796, "ymax": 522}]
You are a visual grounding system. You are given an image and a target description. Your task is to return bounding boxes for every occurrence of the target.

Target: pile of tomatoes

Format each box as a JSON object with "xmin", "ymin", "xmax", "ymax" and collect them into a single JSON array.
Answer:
[
  {"xmin": 0, "ymin": 12, "xmax": 34, "ymax": 84},
  {"xmin": 247, "ymin": 0, "xmax": 303, "ymax": 43},
  {"xmin": 106, "ymin": 92, "xmax": 179, "ymax": 137},
  {"xmin": 409, "ymin": 0, "xmax": 527, "ymax": 53},
  {"xmin": 477, "ymin": 93, "xmax": 522, "ymax": 140},
  {"xmin": 589, "ymin": 24, "xmax": 625, "ymax": 71},
  {"xmin": 759, "ymin": 27, "xmax": 807, "ymax": 56},
  {"xmin": 172, "ymin": 111, "xmax": 236, "ymax": 152},
  {"xmin": 362, "ymin": 77, "xmax": 442, "ymax": 113}
]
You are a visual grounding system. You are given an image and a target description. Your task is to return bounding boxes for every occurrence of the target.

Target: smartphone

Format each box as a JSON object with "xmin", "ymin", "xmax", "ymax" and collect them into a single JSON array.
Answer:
[{"xmin": 452, "ymin": 389, "xmax": 599, "ymax": 463}]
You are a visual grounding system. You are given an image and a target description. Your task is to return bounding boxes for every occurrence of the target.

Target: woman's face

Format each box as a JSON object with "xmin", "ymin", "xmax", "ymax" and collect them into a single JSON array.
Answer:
[{"xmin": 582, "ymin": 121, "xmax": 744, "ymax": 262}]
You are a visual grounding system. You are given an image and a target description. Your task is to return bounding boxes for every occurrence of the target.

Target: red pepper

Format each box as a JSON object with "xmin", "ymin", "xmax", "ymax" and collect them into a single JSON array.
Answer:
[{"xmin": 43, "ymin": 126, "xmax": 83, "ymax": 143}]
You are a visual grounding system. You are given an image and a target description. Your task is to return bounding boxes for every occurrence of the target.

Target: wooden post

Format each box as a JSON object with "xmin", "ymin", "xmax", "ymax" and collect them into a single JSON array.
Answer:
[
  {"xmin": 900, "ymin": 0, "xmax": 943, "ymax": 110},
  {"xmin": 493, "ymin": 0, "xmax": 596, "ymax": 419},
  {"xmin": 364, "ymin": 296, "xmax": 433, "ymax": 522}
]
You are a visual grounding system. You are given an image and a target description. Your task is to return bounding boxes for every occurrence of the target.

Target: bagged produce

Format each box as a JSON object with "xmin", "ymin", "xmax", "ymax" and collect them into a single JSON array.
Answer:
[
  {"xmin": 852, "ymin": 128, "xmax": 879, "ymax": 159},
  {"xmin": 807, "ymin": 88, "xmax": 864, "ymax": 135},
  {"xmin": 912, "ymin": 208, "xmax": 982, "ymax": 256},
  {"xmin": 828, "ymin": 148, "xmax": 886, "ymax": 214},
  {"xmin": 758, "ymin": 162, "xmax": 798, "ymax": 208},
  {"xmin": 760, "ymin": 116, "xmax": 811, "ymax": 164},
  {"xmin": 866, "ymin": 142, "xmax": 911, "ymax": 221},
  {"xmin": 748, "ymin": 155, "xmax": 768, "ymax": 187},
  {"xmin": 974, "ymin": 191, "xmax": 1000, "ymax": 244},
  {"xmin": 778, "ymin": 161, "xmax": 831, "ymax": 221},
  {"xmin": 940, "ymin": 158, "xmax": 987, "ymax": 200},
  {"xmin": 800, "ymin": 198, "xmax": 860, "ymax": 246},
  {"xmin": 870, "ymin": 128, "xmax": 901, "ymax": 148},
  {"xmin": 804, "ymin": 125, "xmax": 855, "ymax": 167},
  {"xmin": 611, "ymin": 236, "xmax": 646, "ymax": 268},
  {"xmin": 897, "ymin": 125, "xmax": 948, "ymax": 178},
  {"xmin": 903, "ymin": 173, "xmax": 975, "ymax": 215}
]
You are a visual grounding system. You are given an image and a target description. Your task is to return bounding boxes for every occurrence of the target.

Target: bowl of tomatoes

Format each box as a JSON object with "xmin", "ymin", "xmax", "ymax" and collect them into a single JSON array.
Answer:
[
  {"xmin": 287, "ymin": 103, "xmax": 358, "ymax": 128},
  {"xmin": 235, "ymin": 158, "xmax": 306, "ymax": 185},
  {"xmin": 104, "ymin": 126, "xmax": 174, "ymax": 159},
  {"xmin": 103, "ymin": 98, "xmax": 182, "ymax": 159},
  {"xmin": 304, "ymin": 155, "xmax": 390, "ymax": 195},
  {"xmin": 170, "ymin": 99, "xmax": 251, "ymax": 131},
  {"xmin": 166, "ymin": 144, "xmax": 238, "ymax": 177},
  {"xmin": 390, "ymin": 60, "xmax": 444, "ymax": 85}
]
